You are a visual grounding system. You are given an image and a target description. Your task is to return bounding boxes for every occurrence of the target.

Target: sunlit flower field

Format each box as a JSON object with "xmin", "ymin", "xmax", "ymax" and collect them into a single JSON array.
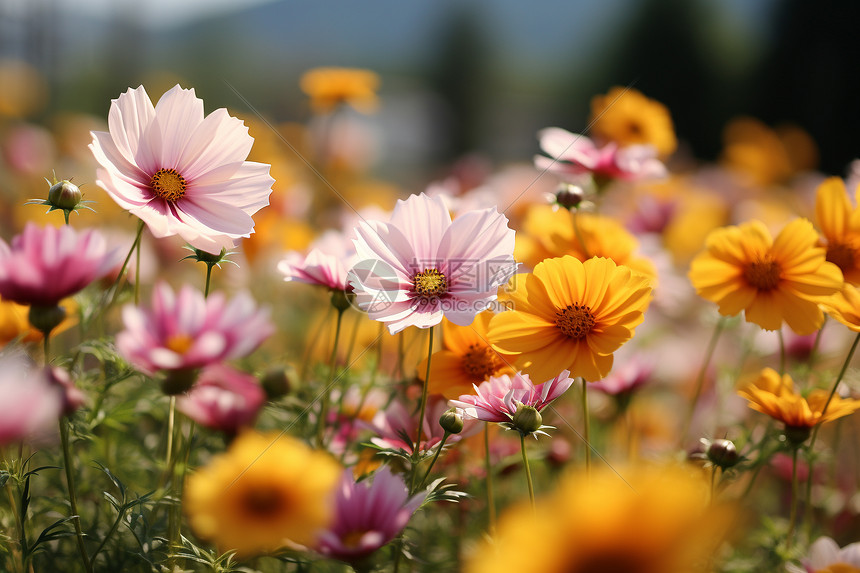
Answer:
[{"xmin": 2, "ymin": 61, "xmax": 860, "ymax": 573}]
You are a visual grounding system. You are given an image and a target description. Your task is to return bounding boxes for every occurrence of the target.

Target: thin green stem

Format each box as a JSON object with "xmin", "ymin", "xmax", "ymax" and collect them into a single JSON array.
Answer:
[
  {"xmin": 681, "ymin": 317, "xmax": 726, "ymax": 444},
  {"xmin": 60, "ymin": 419, "xmax": 93, "ymax": 573},
  {"xmin": 204, "ymin": 264, "xmax": 213, "ymax": 298},
  {"xmin": 134, "ymin": 232, "xmax": 141, "ymax": 305},
  {"xmin": 316, "ymin": 307, "xmax": 345, "ymax": 448},
  {"xmin": 520, "ymin": 433, "xmax": 535, "ymax": 509},
  {"xmin": 787, "ymin": 447, "xmax": 799, "ymax": 549},
  {"xmin": 418, "ymin": 432, "xmax": 450, "ymax": 490},
  {"xmin": 808, "ymin": 318, "xmax": 826, "ymax": 371},
  {"xmin": 409, "ymin": 327, "xmax": 434, "ymax": 494},
  {"xmin": 778, "ymin": 329, "xmax": 786, "ymax": 375},
  {"xmin": 484, "ymin": 424, "xmax": 496, "ymax": 534},
  {"xmin": 581, "ymin": 377, "xmax": 590, "ymax": 474},
  {"xmin": 810, "ymin": 331, "xmax": 860, "ymax": 447},
  {"xmin": 63, "ymin": 210, "xmax": 71, "ymax": 225},
  {"xmin": 6, "ymin": 472, "xmax": 25, "ymax": 573},
  {"xmin": 42, "ymin": 335, "xmax": 50, "ymax": 366},
  {"xmin": 108, "ymin": 220, "xmax": 145, "ymax": 308}
]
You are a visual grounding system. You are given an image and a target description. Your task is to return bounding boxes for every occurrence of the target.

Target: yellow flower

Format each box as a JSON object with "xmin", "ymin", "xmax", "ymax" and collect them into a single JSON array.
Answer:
[
  {"xmin": 489, "ymin": 256, "xmax": 652, "ymax": 382},
  {"xmin": 815, "ymin": 177, "xmax": 860, "ymax": 286},
  {"xmin": 416, "ymin": 312, "xmax": 516, "ymax": 399},
  {"xmin": 738, "ymin": 368, "xmax": 860, "ymax": 432},
  {"xmin": 688, "ymin": 219, "xmax": 843, "ymax": 335},
  {"xmin": 720, "ymin": 117, "xmax": 817, "ymax": 187},
  {"xmin": 185, "ymin": 431, "xmax": 341, "ymax": 557},
  {"xmin": 300, "ymin": 67, "xmax": 380, "ymax": 114},
  {"xmin": 465, "ymin": 464, "xmax": 734, "ymax": 573},
  {"xmin": 0, "ymin": 296, "xmax": 78, "ymax": 345},
  {"xmin": 515, "ymin": 206, "xmax": 656, "ymax": 280},
  {"xmin": 821, "ymin": 285, "xmax": 860, "ymax": 331},
  {"xmin": 589, "ymin": 86, "xmax": 677, "ymax": 157}
]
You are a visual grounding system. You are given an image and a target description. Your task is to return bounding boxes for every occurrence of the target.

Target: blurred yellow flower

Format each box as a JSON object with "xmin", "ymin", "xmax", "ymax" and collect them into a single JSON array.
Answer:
[
  {"xmin": 489, "ymin": 256, "xmax": 651, "ymax": 382},
  {"xmin": 465, "ymin": 464, "xmax": 734, "ymax": 573},
  {"xmin": 738, "ymin": 368, "xmax": 860, "ymax": 433},
  {"xmin": 516, "ymin": 206, "xmax": 656, "ymax": 280},
  {"xmin": 721, "ymin": 117, "xmax": 817, "ymax": 187},
  {"xmin": 689, "ymin": 219, "xmax": 843, "ymax": 335},
  {"xmin": 821, "ymin": 285, "xmax": 860, "ymax": 332},
  {"xmin": 300, "ymin": 67, "xmax": 380, "ymax": 114},
  {"xmin": 417, "ymin": 312, "xmax": 516, "ymax": 399},
  {"xmin": 185, "ymin": 431, "xmax": 340, "ymax": 557},
  {"xmin": 815, "ymin": 177, "xmax": 860, "ymax": 286},
  {"xmin": 0, "ymin": 60, "xmax": 47, "ymax": 118},
  {"xmin": 0, "ymin": 296, "xmax": 78, "ymax": 346},
  {"xmin": 589, "ymin": 86, "xmax": 677, "ymax": 157}
]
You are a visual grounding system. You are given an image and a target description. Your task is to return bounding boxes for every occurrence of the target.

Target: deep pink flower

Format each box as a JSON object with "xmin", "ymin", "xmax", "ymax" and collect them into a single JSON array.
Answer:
[
  {"xmin": 117, "ymin": 282, "xmax": 274, "ymax": 376},
  {"xmin": 367, "ymin": 396, "xmax": 475, "ymax": 454},
  {"xmin": 449, "ymin": 370, "xmax": 574, "ymax": 423},
  {"xmin": 534, "ymin": 127, "xmax": 666, "ymax": 183},
  {"xmin": 349, "ymin": 193, "xmax": 516, "ymax": 334},
  {"xmin": 0, "ymin": 354, "xmax": 63, "ymax": 445},
  {"xmin": 317, "ymin": 467, "xmax": 425, "ymax": 564},
  {"xmin": 0, "ymin": 223, "xmax": 118, "ymax": 307},
  {"xmin": 90, "ymin": 85, "xmax": 275, "ymax": 253},
  {"xmin": 177, "ymin": 363, "xmax": 266, "ymax": 433}
]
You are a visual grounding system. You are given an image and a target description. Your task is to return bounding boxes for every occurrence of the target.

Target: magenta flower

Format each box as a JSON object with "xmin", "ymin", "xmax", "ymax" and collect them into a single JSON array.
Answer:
[
  {"xmin": 117, "ymin": 283, "xmax": 274, "ymax": 392},
  {"xmin": 349, "ymin": 193, "xmax": 516, "ymax": 334},
  {"xmin": 449, "ymin": 370, "xmax": 574, "ymax": 429},
  {"xmin": 0, "ymin": 354, "xmax": 64, "ymax": 445},
  {"xmin": 177, "ymin": 363, "xmax": 266, "ymax": 433},
  {"xmin": 317, "ymin": 467, "xmax": 425, "ymax": 564},
  {"xmin": 90, "ymin": 85, "xmax": 275, "ymax": 254},
  {"xmin": 534, "ymin": 127, "xmax": 666, "ymax": 183},
  {"xmin": 367, "ymin": 396, "xmax": 475, "ymax": 454},
  {"xmin": 0, "ymin": 223, "xmax": 118, "ymax": 307}
]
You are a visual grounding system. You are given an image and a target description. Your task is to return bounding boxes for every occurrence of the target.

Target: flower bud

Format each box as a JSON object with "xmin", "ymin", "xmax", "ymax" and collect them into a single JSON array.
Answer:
[
  {"xmin": 783, "ymin": 424, "xmax": 811, "ymax": 446},
  {"xmin": 439, "ymin": 408, "xmax": 464, "ymax": 434},
  {"xmin": 331, "ymin": 289, "xmax": 354, "ymax": 312},
  {"xmin": 160, "ymin": 367, "xmax": 199, "ymax": 395},
  {"xmin": 554, "ymin": 183, "xmax": 585, "ymax": 211},
  {"xmin": 48, "ymin": 180, "xmax": 82, "ymax": 210},
  {"xmin": 706, "ymin": 438, "xmax": 739, "ymax": 469},
  {"xmin": 260, "ymin": 366, "xmax": 293, "ymax": 400},
  {"xmin": 28, "ymin": 304, "xmax": 67, "ymax": 336},
  {"xmin": 512, "ymin": 404, "xmax": 542, "ymax": 435}
]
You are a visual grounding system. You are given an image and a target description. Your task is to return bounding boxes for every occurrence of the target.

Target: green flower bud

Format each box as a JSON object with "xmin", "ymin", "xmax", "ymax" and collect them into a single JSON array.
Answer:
[
  {"xmin": 706, "ymin": 439, "xmax": 740, "ymax": 470},
  {"xmin": 260, "ymin": 366, "xmax": 294, "ymax": 400},
  {"xmin": 783, "ymin": 424, "xmax": 812, "ymax": 446},
  {"xmin": 512, "ymin": 404, "xmax": 542, "ymax": 435},
  {"xmin": 330, "ymin": 289, "xmax": 354, "ymax": 312},
  {"xmin": 48, "ymin": 180, "xmax": 82, "ymax": 210},
  {"xmin": 28, "ymin": 304, "xmax": 67, "ymax": 336},
  {"xmin": 160, "ymin": 368, "xmax": 199, "ymax": 395},
  {"xmin": 439, "ymin": 408, "xmax": 464, "ymax": 434},
  {"xmin": 554, "ymin": 183, "xmax": 585, "ymax": 211}
]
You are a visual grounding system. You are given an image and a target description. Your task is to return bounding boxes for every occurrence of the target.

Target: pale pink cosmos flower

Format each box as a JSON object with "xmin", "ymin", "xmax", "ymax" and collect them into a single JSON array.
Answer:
[
  {"xmin": 0, "ymin": 353, "xmax": 64, "ymax": 445},
  {"xmin": 367, "ymin": 396, "xmax": 476, "ymax": 454},
  {"xmin": 534, "ymin": 127, "xmax": 666, "ymax": 183},
  {"xmin": 278, "ymin": 230, "xmax": 358, "ymax": 291},
  {"xmin": 0, "ymin": 223, "xmax": 119, "ymax": 307},
  {"xmin": 317, "ymin": 466, "xmax": 425, "ymax": 565},
  {"xmin": 786, "ymin": 537, "xmax": 860, "ymax": 573},
  {"xmin": 590, "ymin": 357, "xmax": 654, "ymax": 396},
  {"xmin": 117, "ymin": 282, "xmax": 274, "ymax": 377},
  {"xmin": 449, "ymin": 370, "xmax": 574, "ymax": 424},
  {"xmin": 177, "ymin": 363, "xmax": 266, "ymax": 434},
  {"xmin": 90, "ymin": 85, "xmax": 275, "ymax": 254},
  {"xmin": 349, "ymin": 193, "xmax": 516, "ymax": 334}
]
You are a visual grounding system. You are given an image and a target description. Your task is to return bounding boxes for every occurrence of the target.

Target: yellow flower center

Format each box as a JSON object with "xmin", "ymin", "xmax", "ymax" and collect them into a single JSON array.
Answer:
[
  {"xmin": 743, "ymin": 256, "xmax": 781, "ymax": 291},
  {"xmin": 240, "ymin": 485, "xmax": 286, "ymax": 519},
  {"xmin": 461, "ymin": 344, "xmax": 504, "ymax": 379},
  {"xmin": 555, "ymin": 303, "xmax": 596, "ymax": 339},
  {"xmin": 166, "ymin": 334, "xmax": 194, "ymax": 355},
  {"xmin": 413, "ymin": 268, "xmax": 448, "ymax": 297},
  {"xmin": 826, "ymin": 242, "xmax": 856, "ymax": 273},
  {"xmin": 150, "ymin": 168, "xmax": 187, "ymax": 202}
]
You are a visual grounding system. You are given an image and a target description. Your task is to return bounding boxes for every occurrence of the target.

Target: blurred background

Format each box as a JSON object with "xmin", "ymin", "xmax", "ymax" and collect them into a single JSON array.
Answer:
[{"xmin": 1, "ymin": 0, "xmax": 859, "ymax": 185}]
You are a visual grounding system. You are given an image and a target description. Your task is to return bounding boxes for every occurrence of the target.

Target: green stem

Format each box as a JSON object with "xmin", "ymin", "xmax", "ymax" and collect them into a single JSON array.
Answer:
[
  {"xmin": 808, "ymin": 318, "xmax": 826, "ymax": 371},
  {"xmin": 778, "ymin": 329, "xmax": 786, "ymax": 375},
  {"xmin": 60, "ymin": 419, "xmax": 93, "ymax": 573},
  {"xmin": 6, "ymin": 472, "xmax": 25, "ymax": 573},
  {"xmin": 681, "ymin": 317, "xmax": 726, "ymax": 444},
  {"xmin": 787, "ymin": 447, "xmax": 799, "ymax": 549},
  {"xmin": 108, "ymin": 220, "xmax": 145, "ymax": 308},
  {"xmin": 484, "ymin": 424, "xmax": 496, "ymax": 534},
  {"xmin": 204, "ymin": 264, "xmax": 213, "ymax": 298},
  {"xmin": 809, "ymin": 331, "xmax": 860, "ymax": 448},
  {"xmin": 316, "ymin": 307, "xmax": 345, "ymax": 448},
  {"xmin": 409, "ymin": 327, "xmax": 434, "ymax": 493},
  {"xmin": 581, "ymin": 377, "xmax": 590, "ymax": 474},
  {"xmin": 418, "ymin": 432, "xmax": 450, "ymax": 490},
  {"xmin": 520, "ymin": 433, "xmax": 535, "ymax": 509}
]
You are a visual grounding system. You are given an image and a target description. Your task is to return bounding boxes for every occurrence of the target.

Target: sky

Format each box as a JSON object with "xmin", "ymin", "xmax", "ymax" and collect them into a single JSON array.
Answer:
[{"xmin": 54, "ymin": 0, "xmax": 278, "ymax": 27}]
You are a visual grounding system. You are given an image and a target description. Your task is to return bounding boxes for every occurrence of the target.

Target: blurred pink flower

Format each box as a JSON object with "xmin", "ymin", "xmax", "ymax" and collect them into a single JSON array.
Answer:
[
  {"xmin": 368, "ymin": 396, "xmax": 475, "ymax": 454},
  {"xmin": 0, "ymin": 354, "xmax": 63, "ymax": 445},
  {"xmin": 117, "ymin": 282, "xmax": 274, "ymax": 376},
  {"xmin": 90, "ymin": 85, "xmax": 274, "ymax": 254},
  {"xmin": 449, "ymin": 370, "xmax": 574, "ymax": 424},
  {"xmin": 349, "ymin": 193, "xmax": 516, "ymax": 334},
  {"xmin": 279, "ymin": 249, "xmax": 353, "ymax": 291},
  {"xmin": 534, "ymin": 127, "xmax": 666, "ymax": 183},
  {"xmin": 589, "ymin": 357, "xmax": 654, "ymax": 396},
  {"xmin": 0, "ymin": 223, "xmax": 119, "ymax": 307},
  {"xmin": 177, "ymin": 363, "xmax": 266, "ymax": 433},
  {"xmin": 317, "ymin": 467, "xmax": 425, "ymax": 564},
  {"xmin": 787, "ymin": 537, "xmax": 860, "ymax": 573}
]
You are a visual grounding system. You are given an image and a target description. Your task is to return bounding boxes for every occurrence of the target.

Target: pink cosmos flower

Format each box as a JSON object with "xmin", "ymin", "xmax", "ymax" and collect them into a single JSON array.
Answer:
[
  {"xmin": 0, "ymin": 354, "xmax": 64, "ymax": 445},
  {"xmin": 177, "ymin": 363, "xmax": 266, "ymax": 433},
  {"xmin": 90, "ymin": 85, "xmax": 275, "ymax": 254},
  {"xmin": 278, "ymin": 231, "xmax": 358, "ymax": 291},
  {"xmin": 590, "ymin": 357, "xmax": 654, "ymax": 396},
  {"xmin": 349, "ymin": 193, "xmax": 516, "ymax": 334},
  {"xmin": 534, "ymin": 127, "xmax": 666, "ymax": 183},
  {"xmin": 786, "ymin": 537, "xmax": 860, "ymax": 573},
  {"xmin": 117, "ymin": 282, "xmax": 274, "ymax": 377},
  {"xmin": 449, "ymin": 370, "xmax": 574, "ymax": 424},
  {"xmin": 317, "ymin": 467, "xmax": 425, "ymax": 564},
  {"xmin": 367, "ymin": 396, "xmax": 475, "ymax": 454},
  {"xmin": 0, "ymin": 223, "xmax": 119, "ymax": 307}
]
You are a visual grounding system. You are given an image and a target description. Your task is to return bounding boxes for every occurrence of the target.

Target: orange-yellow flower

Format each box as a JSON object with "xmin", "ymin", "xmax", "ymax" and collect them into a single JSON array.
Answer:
[
  {"xmin": 738, "ymin": 368, "xmax": 860, "ymax": 435},
  {"xmin": 465, "ymin": 464, "xmax": 734, "ymax": 573},
  {"xmin": 720, "ymin": 117, "xmax": 817, "ymax": 187},
  {"xmin": 688, "ymin": 219, "xmax": 843, "ymax": 335},
  {"xmin": 185, "ymin": 431, "xmax": 341, "ymax": 557},
  {"xmin": 489, "ymin": 256, "xmax": 652, "ymax": 382},
  {"xmin": 300, "ymin": 67, "xmax": 380, "ymax": 114},
  {"xmin": 821, "ymin": 285, "xmax": 860, "ymax": 331},
  {"xmin": 515, "ymin": 206, "xmax": 656, "ymax": 280},
  {"xmin": 589, "ymin": 86, "xmax": 677, "ymax": 157},
  {"xmin": 417, "ymin": 312, "xmax": 516, "ymax": 400},
  {"xmin": 815, "ymin": 177, "xmax": 860, "ymax": 286},
  {"xmin": 0, "ymin": 296, "xmax": 78, "ymax": 345}
]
